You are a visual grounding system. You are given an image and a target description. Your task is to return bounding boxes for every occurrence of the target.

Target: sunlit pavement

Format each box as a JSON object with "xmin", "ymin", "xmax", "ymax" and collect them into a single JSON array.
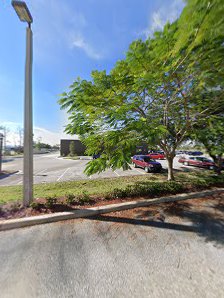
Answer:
[{"xmin": 0, "ymin": 153, "xmax": 197, "ymax": 186}]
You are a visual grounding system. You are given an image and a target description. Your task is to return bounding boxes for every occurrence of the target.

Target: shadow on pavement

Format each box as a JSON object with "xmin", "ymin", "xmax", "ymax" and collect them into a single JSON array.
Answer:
[
  {"xmin": 0, "ymin": 171, "xmax": 19, "ymax": 180},
  {"xmin": 89, "ymin": 198, "xmax": 224, "ymax": 246},
  {"xmin": 2, "ymin": 158, "xmax": 14, "ymax": 163},
  {"xmin": 89, "ymin": 215, "xmax": 196, "ymax": 232}
]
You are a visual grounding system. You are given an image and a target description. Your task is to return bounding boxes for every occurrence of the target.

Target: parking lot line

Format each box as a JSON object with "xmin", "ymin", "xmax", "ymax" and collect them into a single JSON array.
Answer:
[
  {"xmin": 35, "ymin": 168, "xmax": 48, "ymax": 176},
  {"xmin": 113, "ymin": 170, "xmax": 120, "ymax": 176},
  {"xmin": 57, "ymin": 168, "xmax": 70, "ymax": 181}
]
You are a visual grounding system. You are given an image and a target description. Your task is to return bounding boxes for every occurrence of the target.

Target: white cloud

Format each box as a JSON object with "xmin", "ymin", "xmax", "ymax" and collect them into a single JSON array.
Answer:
[
  {"xmin": 142, "ymin": 0, "xmax": 185, "ymax": 38},
  {"xmin": 33, "ymin": 127, "xmax": 78, "ymax": 146},
  {"xmin": 0, "ymin": 122, "xmax": 78, "ymax": 146},
  {"xmin": 72, "ymin": 35, "xmax": 102, "ymax": 60},
  {"xmin": 151, "ymin": 12, "xmax": 164, "ymax": 32}
]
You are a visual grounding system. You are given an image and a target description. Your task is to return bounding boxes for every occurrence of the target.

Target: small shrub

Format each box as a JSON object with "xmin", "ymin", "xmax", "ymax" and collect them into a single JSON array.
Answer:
[
  {"xmin": 122, "ymin": 185, "xmax": 135, "ymax": 197},
  {"xmin": 69, "ymin": 141, "xmax": 76, "ymax": 157},
  {"xmin": 191, "ymin": 178, "xmax": 209, "ymax": 189},
  {"xmin": 30, "ymin": 202, "xmax": 41, "ymax": 210},
  {"xmin": 164, "ymin": 181, "xmax": 184, "ymax": 194},
  {"xmin": 109, "ymin": 181, "xmax": 185, "ymax": 200},
  {"xmin": 10, "ymin": 202, "xmax": 21, "ymax": 212},
  {"xmin": 104, "ymin": 193, "xmax": 112, "ymax": 200},
  {"xmin": 66, "ymin": 193, "xmax": 76, "ymax": 205},
  {"xmin": 79, "ymin": 192, "xmax": 92, "ymax": 205},
  {"xmin": 132, "ymin": 184, "xmax": 155, "ymax": 197},
  {"xmin": 112, "ymin": 188, "xmax": 127, "ymax": 199},
  {"xmin": 213, "ymin": 175, "xmax": 224, "ymax": 186},
  {"xmin": 45, "ymin": 196, "xmax": 57, "ymax": 208}
]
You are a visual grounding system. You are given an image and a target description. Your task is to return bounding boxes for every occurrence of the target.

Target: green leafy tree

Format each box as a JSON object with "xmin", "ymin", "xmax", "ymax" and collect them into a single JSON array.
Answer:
[
  {"xmin": 0, "ymin": 125, "xmax": 10, "ymax": 152},
  {"xmin": 59, "ymin": 26, "xmax": 202, "ymax": 180},
  {"xmin": 193, "ymin": 116, "xmax": 224, "ymax": 173},
  {"xmin": 176, "ymin": 0, "xmax": 224, "ymax": 173},
  {"xmin": 59, "ymin": 0, "xmax": 224, "ymax": 180},
  {"xmin": 35, "ymin": 142, "xmax": 41, "ymax": 151},
  {"xmin": 16, "ymin": 126, "xmax": 23, "ymax": 148},
  {"xmin": 69, "ymin": 141, "xmax": 76, "ymax": 157},
  {"xmin": 34, "ymin": 142, "xmax": 52, "ymax": 150}
]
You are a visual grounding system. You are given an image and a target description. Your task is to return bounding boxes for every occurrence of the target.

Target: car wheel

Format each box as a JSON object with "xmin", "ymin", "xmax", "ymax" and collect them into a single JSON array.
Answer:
[
  {"xmin": 184, "ymin": 161, "xmax": 189, "ymax": 166},
  {"xmin": 144, "ymin": 167, "xmax": 150, "ymax": 173},
  {"xmin": 133, "ymin": 162, "xmax": 137, "ymax": 168}
]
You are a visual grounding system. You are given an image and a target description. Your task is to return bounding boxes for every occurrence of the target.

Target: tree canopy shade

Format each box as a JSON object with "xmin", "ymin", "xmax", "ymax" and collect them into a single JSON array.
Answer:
[{"xmin": 59, "ymin": 0, "xmax": 224, "ymax": 180}]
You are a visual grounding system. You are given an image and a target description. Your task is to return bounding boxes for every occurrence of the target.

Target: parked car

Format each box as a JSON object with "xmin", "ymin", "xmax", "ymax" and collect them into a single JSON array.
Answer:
[
  {"xmin": 132, "ymin": 155, "xmax": 162, "ymax": 173},
  {"xmin": 93, "ymin": 153, "xmax": 101, "ymax": 159},
  {"xmin": 175, "ymin": 150, "xmax": 184, "ymax": 155},
  {"xmin": 147, "ymin": 152, "xmax": 165, "ymax": 160},
  {"xmin": 178, "ymin": 156, "xmax": 216, "ymax": 169},
  {"xmin": 188, "ymin": 151, "xmax": 203, "ymax": 156}
]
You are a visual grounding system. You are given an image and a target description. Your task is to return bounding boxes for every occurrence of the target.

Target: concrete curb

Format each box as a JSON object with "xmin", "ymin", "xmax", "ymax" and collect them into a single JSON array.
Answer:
[
  {"xmin": 0, "ymin": 188, "xmax": 224, "ymax": 231},
  {"xmin": 58, "ymin": 156, "xmax": 92, "ymax": 160}
]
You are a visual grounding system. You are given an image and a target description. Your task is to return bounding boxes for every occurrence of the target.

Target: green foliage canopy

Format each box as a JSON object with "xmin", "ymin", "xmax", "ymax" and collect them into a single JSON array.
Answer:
[{"xmin": 59, "ymin": 0, "xmax": 224, "ymax": 179}]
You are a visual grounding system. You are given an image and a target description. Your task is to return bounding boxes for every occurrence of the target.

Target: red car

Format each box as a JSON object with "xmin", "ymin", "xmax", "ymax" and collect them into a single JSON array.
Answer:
[
  {"xmin": 147, "ymin": 152, "xmax": 165, "ymax": 160},
  {"xmin": 132, "ymin": 155, "xmax": 162, "ymax": 173},
  {"xmin": 178, "ymin": 156, "xmax": 215, "ymax": 170}
]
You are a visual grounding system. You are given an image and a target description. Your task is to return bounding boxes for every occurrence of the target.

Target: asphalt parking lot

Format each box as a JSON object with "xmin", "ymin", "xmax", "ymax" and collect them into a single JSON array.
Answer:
[
  {"xmin": 0, "ymin": 194, "xmax": 224, "ymax": 297},
  {"xmin": 0, "ymin": 152, "xmax": 198, "ymax": 186}
]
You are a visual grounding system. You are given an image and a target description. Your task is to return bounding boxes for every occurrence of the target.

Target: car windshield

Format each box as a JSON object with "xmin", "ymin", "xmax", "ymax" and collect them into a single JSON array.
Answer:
[
  {"xmin": 196, "ymin": 157, "xmax": 211, "ymax": 162},
  {"xmin": 143, "ymin": 157, "xmax": 155, "ymax": 162}
]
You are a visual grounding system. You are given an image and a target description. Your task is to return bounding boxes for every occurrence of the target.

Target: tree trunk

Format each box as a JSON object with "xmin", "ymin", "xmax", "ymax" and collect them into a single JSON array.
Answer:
[
  {"xmin": 210, "ymin": 153, "xmax": 222, "ymax": 175},
  {"xmin": 167, "ymin": 156, "xmax": 175, "ymax": 181},
  {"xmin": 215, "ymin": 155, "xmax": 222, "ymax": 175}
]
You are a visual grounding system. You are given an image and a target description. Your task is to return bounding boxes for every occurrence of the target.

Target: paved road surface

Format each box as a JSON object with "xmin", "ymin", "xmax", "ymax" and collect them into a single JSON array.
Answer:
[
  {"xmin": 0, "ymin": 153, "xmax": 194, "ymax": 186},
  {"xmin": 1, "ymin": 153, "xmax": 90, "ymax": 186},
  {"xmin": 0, "ymin": 196, "xmax": 224, "ymax": 298}
]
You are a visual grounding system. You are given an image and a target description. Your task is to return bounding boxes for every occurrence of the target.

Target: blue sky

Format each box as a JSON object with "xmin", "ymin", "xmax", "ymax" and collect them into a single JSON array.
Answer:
[{"xmin": 0, "ymin": 0, "xmax": 185, "ymax": 144}]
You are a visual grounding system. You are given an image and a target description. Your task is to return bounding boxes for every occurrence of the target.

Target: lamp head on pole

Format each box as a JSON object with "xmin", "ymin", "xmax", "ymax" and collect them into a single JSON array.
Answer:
[{"xmin": 12, "ymin": 1, "xmax": 33, "ymax": 24}]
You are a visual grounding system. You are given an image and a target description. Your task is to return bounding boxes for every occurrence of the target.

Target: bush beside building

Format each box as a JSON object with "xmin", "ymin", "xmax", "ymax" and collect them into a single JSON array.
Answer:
[{"xmin": 60, "ymin": 139, "xmax": 86, "ymax": 156}]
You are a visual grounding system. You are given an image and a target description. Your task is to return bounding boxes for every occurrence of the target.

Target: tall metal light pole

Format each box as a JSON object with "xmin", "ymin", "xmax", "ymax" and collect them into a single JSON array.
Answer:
[{"xmin": 12, "ymin": 1, "xmax": 33, "ymax": 207}]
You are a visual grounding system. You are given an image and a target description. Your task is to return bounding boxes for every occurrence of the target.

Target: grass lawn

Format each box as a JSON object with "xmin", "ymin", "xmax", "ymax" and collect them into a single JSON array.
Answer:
[{"xmin": 0, "ymin": 171, "xmax": 223, "ymax": 205}]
